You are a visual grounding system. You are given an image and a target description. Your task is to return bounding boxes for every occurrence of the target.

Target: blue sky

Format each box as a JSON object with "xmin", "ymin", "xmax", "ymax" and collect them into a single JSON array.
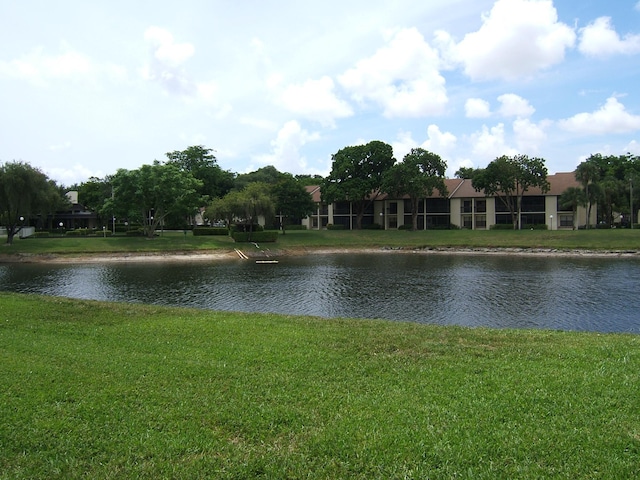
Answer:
[{"xmin": 1, "ymin": 0, "xmax": 640, "ymax": 186}]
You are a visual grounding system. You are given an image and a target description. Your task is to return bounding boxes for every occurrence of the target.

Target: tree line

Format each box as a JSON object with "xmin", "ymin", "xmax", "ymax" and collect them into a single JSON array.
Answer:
[{"xmin": 2, "ymin": 144, "xmax": 638, "ymax": 245}]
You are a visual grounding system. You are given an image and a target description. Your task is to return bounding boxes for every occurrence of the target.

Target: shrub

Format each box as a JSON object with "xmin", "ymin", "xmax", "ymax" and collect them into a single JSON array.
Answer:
[
  {"xmin": 230, "ymin": 224, "xmax": 264, "ymax": 233},
  {"xmin": 193, "ymin": 227, "xmax": 228, "ymax": 236},
  {"xmin": 362, "ymin": 223, "xmax": 382, "ymax": 230},
  {"xmin": 398, "ymin": 224, "xmax": 414, "ymax": 230},
  {"xmin": 327, "ymin": 224, "xmax": 345, "ymax": 230},
  {"xmin": 232, "ymin": 231, "xmax": 278, "ymax": 243},
  {"xmin": 65, "ymin": 229, "xmax": 90, "ymax": 236}
]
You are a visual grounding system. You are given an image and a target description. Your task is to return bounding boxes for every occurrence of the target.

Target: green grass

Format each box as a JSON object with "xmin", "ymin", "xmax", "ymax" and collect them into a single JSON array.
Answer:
[
  {"xmin": 2, "ymin": 228, "xmax": 640, "ymax": 258},
  {"xmin": 1, "ymin": 293, "xmax": 639, "ymax": 479}
]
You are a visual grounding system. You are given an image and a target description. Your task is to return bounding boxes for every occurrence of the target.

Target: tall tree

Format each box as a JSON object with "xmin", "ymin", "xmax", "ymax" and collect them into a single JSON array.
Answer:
[
  {"xmin": 575, "ymin": 158, "xmax": 601, "ymax": 229},
  {"xmin": 165, "ymin": 145, "xmax": 235, "ymax": 200},
  {"xmin": 236, "ymin": 182, "xmax": 275, "ymax": 241},
  {"xmin": 382, "ymin": 148, "xmax": 448, "ymax": 231},
  {"xmin": 272, "ymin": 174, "xmax": 315, "ymax": 234},
  {"xmin": 0, "ymin": 161, "xmax": 67, "ymax": 244},
  {"xmin": 234, "ymin": 166, "xmax": 283, "ymax": 191},
  {"xmin": 321, "ymin": 140, "xmax": 395, "ymax": 229},
  {"xmin": 106, "ymin": 162, "xmax": 203, "ymax": 238},
  {"xmin": 559, "ymin": 186, "xmax": 587, "ymax": 230},
  {"xmin": 472, "ymin": 154, "xmax": 550, "ymax": 230}
]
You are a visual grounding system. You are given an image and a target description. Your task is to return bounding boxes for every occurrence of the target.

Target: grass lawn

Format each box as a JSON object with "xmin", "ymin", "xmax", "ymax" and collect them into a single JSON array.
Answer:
[
  {"xmin": 1, "ymin": 293, "xmax": 639, "ymax": 479},
  {"xmin": 1, "ymin": 228, "xmax": 640, "ymax": 257}
]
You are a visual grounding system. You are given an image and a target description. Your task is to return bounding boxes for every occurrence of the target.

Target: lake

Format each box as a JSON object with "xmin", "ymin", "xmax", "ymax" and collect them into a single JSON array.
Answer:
[{"xmin": 1, "ymin": 252, "xmax": 639, "ymax": 333}]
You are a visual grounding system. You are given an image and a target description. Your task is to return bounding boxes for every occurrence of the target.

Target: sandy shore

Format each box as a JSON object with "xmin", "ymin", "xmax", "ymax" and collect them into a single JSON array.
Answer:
[{"xmin": 1, "ymin": 246, "xmax": 638, "ymax": 264}]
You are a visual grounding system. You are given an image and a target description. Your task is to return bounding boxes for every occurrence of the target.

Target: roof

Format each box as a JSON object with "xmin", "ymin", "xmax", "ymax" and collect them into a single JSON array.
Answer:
[{"xmin": 304, "ymin": 172, "xmax": 579, "ymax": 203}]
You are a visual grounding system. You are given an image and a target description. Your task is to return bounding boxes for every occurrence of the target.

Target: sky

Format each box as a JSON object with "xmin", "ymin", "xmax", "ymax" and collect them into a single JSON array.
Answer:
[{"xmin": 2, "ymin": 0, "xmax": 640, "ymax": 187}]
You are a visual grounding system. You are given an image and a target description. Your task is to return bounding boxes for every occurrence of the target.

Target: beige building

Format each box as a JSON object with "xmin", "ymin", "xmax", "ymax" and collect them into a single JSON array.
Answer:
[{"xmin": 303, "ymin": 172, "xmax": 595, "ymax": 230}]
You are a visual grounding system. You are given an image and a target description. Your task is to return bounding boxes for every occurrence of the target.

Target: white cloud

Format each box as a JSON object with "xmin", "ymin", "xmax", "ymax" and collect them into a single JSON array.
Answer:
[
  {"xmin": 279, "ymin": 76, "xmax": 353, "ymax": 127},
  {"xmin": 513, "ymin": 118, "xmax": 548, "ymax": 152},
  {"xmin": 626, "ymin": 140, "xmax": 640, "ymax": 155},
  {"xmin": 47, "ymin": 164, "xmax": 106, "ymax": 186},
  {"xmin": 0, "ymin": 44, "xmax": 124, "ymax": 86},
  {"xmin": 469, "ymin": 123, "xmax": 517, "ymax": 161},
  {"xmin": 338, "ymin": 28, "xmax": 447, "ymax": 117},
  {"xmin": 421, "ymin": 124, "xmax": 457, "ymax": 155},
  {"xmin": 392, "ymin": 124, "xmax": 456, "ymax": 163},
  {"xmin": 253, "ymin": 120, "xmax": 322, "ymax": 174},
  {"xmin": 578, "ymin": 17, "xmax": 640, "ymax": 57},
  {"xmin": 453, "ymin": 0, "xmax": 575, "ymax": 81},
  {"xmin": 558, "ymin": 97, "xmax": 640, "ymax": 135},
  {"xmin": 142, "ymin": 27, "xmax": 196, "ymax": 96},
  {"xmin": 497, "ymin": 93, "xmax": 535, "ymax": 118},
  {"xmin": 144, "ymin": 26, "xmax": 194, "ymax": 66},
  {"xmin": 465, "ymin": 98, "xmax": 491, "ymax": 118}
]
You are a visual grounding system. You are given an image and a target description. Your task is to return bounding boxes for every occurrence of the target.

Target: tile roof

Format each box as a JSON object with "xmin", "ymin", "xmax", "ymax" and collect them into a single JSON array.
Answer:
[{"xmin": 305, "ymin": 172, "xmax": 579, "ymax": 203}]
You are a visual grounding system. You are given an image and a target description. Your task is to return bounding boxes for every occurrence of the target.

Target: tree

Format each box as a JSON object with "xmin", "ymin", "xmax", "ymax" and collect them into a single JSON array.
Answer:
[
  {"xmin": 559, "ymin": 187, "xmax": 587, "ymax": 230},
  {"xmin": 206, "ymin": 191, "xmax": 244, "ymax": 230},
  {"xmin": 236, "ymin": 182, "xmax": 275, "ymax": 241},
  {"xmin": 454, "ymin": 166, "xmax": 478, "ymax": 179},
  {"xmin": 165, "ymin": 145, "xmax": 235, "ymax": 200},
  {"xmin": 74, "ymin": 176, "xmax": 113, "ymax": 225},
  {"xmin": 472, "ymin": 154, "xmax": 550, "ymax": 230},
  {"xmin": 234, "ymin": 166, "xmax": 283, "ymax": 191},
  {"xmin": 106, "ymin": 162, "xmax": 203, "ymax": 238},
  {"xmin": 321, "ymin": 141, "xmax": 395, "ymax": 229},
  {"xmin": 294, "ymin": 173, "xmax": 325, "ymax": 186},
  {"xmin": 0, "ymin": 161, "xmax": 67, "ymax": 244},
  {"xmin": 272, "ymin": 174, "xmax": 315, "ymax": 234},
  {"xmin": 575, "ymin": 158, "xmax": 601, "ymax": 229},
  {"xmin": 382, "ymin": 148, "xmax": 448, "ymax": 231}
]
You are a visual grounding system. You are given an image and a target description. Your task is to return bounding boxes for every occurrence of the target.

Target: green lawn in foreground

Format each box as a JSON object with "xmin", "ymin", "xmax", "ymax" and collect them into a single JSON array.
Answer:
[
  {"xmin": 1, "ymin": 293, "xmax": 638, "ymax": 479},
  {"xmin": 2, "ymin": 228, "xmax": 640, "ymax": 257}
]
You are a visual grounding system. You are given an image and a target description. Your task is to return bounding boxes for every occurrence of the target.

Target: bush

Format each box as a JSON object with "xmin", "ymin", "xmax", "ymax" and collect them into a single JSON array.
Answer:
[
  {"xmin": 193, "ymin": 227, "xmax": 228, "ymax": 236},
  {"xmin": 362, "ymin": 223, "xmax": 382, "ymax": 230},
  {"xmin": 232, "ymin": 231, "xmax": 278, "ymax": 243},
  {"xmin": 30, "ymin": 231, "xmax": 50, "ymax": 238},
  {"xmin": 230, "ymin": 224, "xmax": 264, "ymax": 233},
  {"xmin": 326, "ymin": 224, "xmax": 345, "ymax": 230},
  {"xmin": 398, "ymin": 224, "xmax": 414, "ymax": 230},
  {"xmin": 65, "ymin": 229, "xmax": 90, "ymax": 236}
]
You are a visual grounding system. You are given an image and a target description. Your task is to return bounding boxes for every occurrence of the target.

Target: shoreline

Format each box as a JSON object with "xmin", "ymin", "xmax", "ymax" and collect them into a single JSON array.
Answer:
[{"xmin": 1, "ymin": 246, "xmax": 639, "ymax": 264}]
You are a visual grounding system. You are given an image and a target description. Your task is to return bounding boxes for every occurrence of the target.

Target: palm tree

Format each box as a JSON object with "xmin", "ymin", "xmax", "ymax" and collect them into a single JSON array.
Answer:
[
  {"xmin": 559, "ymin": 187, "xmax": 586, "ymax": 230},
  {"xmin": 575, "ymin": 160, "xmax": 600, "ymax": 229}
]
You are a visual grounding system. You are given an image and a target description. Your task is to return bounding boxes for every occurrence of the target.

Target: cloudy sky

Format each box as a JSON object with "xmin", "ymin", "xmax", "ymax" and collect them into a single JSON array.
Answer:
[{"xmin": 2, "ymin": 0, "xmax": 640, "ymax": 186}]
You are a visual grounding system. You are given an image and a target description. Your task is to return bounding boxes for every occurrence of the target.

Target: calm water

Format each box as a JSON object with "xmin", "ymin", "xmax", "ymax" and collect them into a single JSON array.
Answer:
[{"xmin": 1, "ymin": 253, "xmax": 639, "ymax": 333}]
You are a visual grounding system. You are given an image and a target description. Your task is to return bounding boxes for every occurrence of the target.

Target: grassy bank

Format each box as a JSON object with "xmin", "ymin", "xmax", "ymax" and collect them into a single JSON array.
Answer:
[
  {"xmin": 1, "ymin": 293, "xmax": 638, "ymax": 478},
  {"xmin": 1, "ymin": 228, "xmax": 640, "ymax": 258}
]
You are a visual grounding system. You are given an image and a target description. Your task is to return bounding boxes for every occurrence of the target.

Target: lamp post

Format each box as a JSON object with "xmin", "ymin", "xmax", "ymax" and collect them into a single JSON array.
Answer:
[
  {"xmin": 549, "ymin": 214, "xmax": 553, "ymax": 231},
  {"xmin": 379, "ymin": 211, "xmax": 384, "ymax": 230}
]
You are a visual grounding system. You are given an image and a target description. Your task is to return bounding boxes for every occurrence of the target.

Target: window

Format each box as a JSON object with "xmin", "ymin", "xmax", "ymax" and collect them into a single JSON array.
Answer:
[
  {"xmin": 426, "ymin": 198, "xmax": 449, "ymax": 213},
  {"xmin": 521, "ymin": 196, "xmax": 545, "ymax": 212},
  {"xmin": 475, "ymin": 214, "xmax": 486, "ymax": 228},
  {"xmin": 462, "ymin": 215, "xmax": 472, "ymax": 228},
  {"xmin": 404, "ymin": 199, "xmax": 424, "ymax": 213},
  {"xmin": 388, "ymin": 202, "xmax": 397, "ymax": 214},
  {"xmin": 334, "ymin": 202, "xmax": 350, "ymax": 215},
  {"xmin": 560, "ymin": 214, "xmax": 573, "ymax": 227},
  {"xmin": 475, "ymin": 199, "xmax": 486, "ymax": 213},
  {"xmin": 461, "ymin": 200, "xmax": 472, "ymax": 213}
]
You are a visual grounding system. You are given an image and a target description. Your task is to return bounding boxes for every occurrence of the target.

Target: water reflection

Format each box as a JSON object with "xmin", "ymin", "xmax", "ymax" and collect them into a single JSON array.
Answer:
[{"xmin": 1, "ymin": 253, "xmax": 639, "ymax": 333}]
